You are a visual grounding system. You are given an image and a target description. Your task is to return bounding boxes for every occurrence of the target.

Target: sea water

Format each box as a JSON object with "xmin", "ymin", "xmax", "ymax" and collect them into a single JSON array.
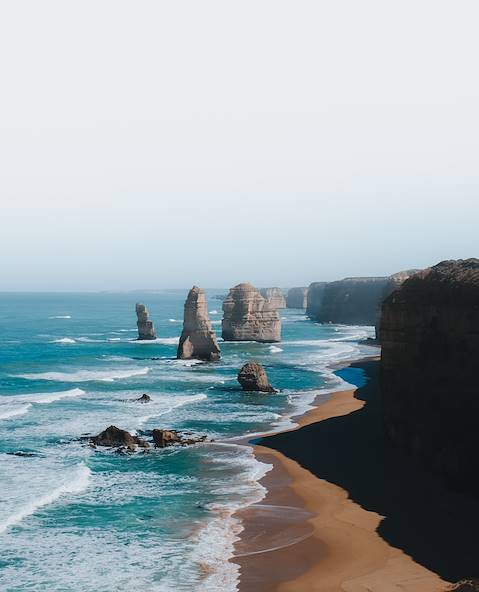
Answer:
[{"xmin": 0, "ymin": 291, "xmax": 376, "ymax": 591}]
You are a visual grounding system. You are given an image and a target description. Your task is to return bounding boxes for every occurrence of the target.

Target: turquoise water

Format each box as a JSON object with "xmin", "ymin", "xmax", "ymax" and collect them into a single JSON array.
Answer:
[{"xmin": 0, "ymin": 292, "xmax": 375, "ymax": 591}]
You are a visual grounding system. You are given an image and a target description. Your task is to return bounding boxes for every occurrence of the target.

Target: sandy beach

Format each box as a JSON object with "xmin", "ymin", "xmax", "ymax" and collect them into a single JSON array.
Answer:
[{"xmin": 233, "ymin": 360, "xmax": 479, "ymax": 591}]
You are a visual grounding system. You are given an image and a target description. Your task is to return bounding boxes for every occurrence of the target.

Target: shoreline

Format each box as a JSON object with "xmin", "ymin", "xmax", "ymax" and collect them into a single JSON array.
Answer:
[{"xmin": 231, "ymin": 358, "xmax": 467, "ymax": 592}]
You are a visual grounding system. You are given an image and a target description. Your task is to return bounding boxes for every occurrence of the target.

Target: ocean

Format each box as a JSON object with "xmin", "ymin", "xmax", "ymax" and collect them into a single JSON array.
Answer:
[{"xmin": 0, "ymin": 291, "xmax": 376, "ymax": 591}]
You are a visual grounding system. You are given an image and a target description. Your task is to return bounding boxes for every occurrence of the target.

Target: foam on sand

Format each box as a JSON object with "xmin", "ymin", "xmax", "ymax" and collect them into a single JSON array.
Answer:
[
  {"xmin": 0, "ymin": 462, "xmax": 91, "ymax": 533},
  {"xmin": 14, "ymin": 368, "xmax": 150, "ymax": 383}
]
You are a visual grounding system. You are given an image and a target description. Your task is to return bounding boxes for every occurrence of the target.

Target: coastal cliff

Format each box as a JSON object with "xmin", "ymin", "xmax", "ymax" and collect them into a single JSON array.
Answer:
[
  {"xmin": 135, "ymin": 303, "xmax": 156, "ymax": 340},
  {"xmin": 260, "ymin": 287, "xmax": 286, "ymax": 309},
  {"xmin": 286, "ymin": 287, "xmax": 308, "ymax": 309},
  {"xmin": 316, "ymin": 277, "xmax": 389, "ymax": 325},
  {"xmin": 375, "ymin": 270, "xmax": 420, "ymax": 338},
  {"xmin": 380, "ymin": 259, "xmax": 479, "ymax": 495},
  {"xmin": 222, "ymin": 283, "xmax": 281, "ymax": 342},
  {"xmin": 177, "ymin": 286, "xmax": 221, "ymax": 361},
  {"xmin": 306, "ymin": 282, "xmax": 327, "ymax": 319}
]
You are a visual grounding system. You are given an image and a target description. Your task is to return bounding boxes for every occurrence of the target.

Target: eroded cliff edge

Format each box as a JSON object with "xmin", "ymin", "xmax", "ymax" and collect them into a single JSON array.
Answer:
[{"xmin": 380, "ymin": 258, "xmax": 479, "ymax": 496}]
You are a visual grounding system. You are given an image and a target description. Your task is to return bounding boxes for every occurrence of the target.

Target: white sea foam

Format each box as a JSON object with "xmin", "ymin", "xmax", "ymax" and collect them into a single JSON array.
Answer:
[
  {"xmin": 133, "ymin": 337, "xmax": 179, "ymax": 345},
  {"xmin": 268, "ymin": 345, "xmax": 283, "ymax": 353},
  {"xmin": 50, "ymin": 337, "xmax": 76, "ymax": 344},
  {"xmin": 168, "ymin": 318, "xmax": 181, "ymax": 323},
  {"xmin": 209, "ymin": 310, "xmax": 219, "ymax": 315},
  {"xmin": 20, "ymin": 388, "xmax": 86, "ymax": 404},
  {"xmin": 0, "ymin": 462, "xmax": 91, "ymax": 533},
  {"xmin": 107, "ymin": 338, "xmax": 122, "ymax": 342},
  {"xmin": 49, "ymin": 315, "xmax": 72, "ymax": 319},
  {"xmin": 136, "ymin": 393, "xmax": 207, "ymax": 426},
  {"xmin": 14, "ymin": 368, "xmax": 150, "ymax": 383},
  {"xmin": 0, "ymin": 404, "xmax": 32, "ymax": 420},
  {"xmin": 191, "ymin": 443, "xmax": 272, "ymax": 592}
]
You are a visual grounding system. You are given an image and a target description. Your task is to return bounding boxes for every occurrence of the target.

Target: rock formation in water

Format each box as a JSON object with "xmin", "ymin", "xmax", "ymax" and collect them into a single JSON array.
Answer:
[
  {"xmin": 90, "ymin": 425, "xmax": 149, "ymax": 449},
  {"xmin": 152, "ymin": 429, "xmax": 208, "ymax": 448},
  {"xmin": 260, "ymin": 287, "xmax": 286, "ymax": 309},
  {"xmin": 177, "ymin": 286, "xmax": 221, "ymax": 361},
  {"xmin": 237, "ymin": 361, "xmax": 276, "ymax": 393},
  {"xmin": 306, "ymin": 282, "xmax": 328, "ymax": 319},
  {"xmin": 135, "ymin": 394, "xmax": 151, "ymax": 403},
  {"xmin": 136, "ymin": 303, "xmax": 156, "ymax": 340},
  {"xmin": 380, "ymin": 258, "xmax": 479, "ymax": 495},
  {"xmin": 222, "ymin": 283, "xmax": 281, "ymax": 342},
  {"xmin": 286, "ymin": 287, "xmax": 308, "ymax": 309}
]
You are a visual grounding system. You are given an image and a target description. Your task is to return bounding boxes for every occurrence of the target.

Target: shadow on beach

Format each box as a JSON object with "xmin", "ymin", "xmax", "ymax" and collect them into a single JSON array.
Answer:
[{"xmin": 259, "ymin": 360, "xmax": 479, "ymax": 582}]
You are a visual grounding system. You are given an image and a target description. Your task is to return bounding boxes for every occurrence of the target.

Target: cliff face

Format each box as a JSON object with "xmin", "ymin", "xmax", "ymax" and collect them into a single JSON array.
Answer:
[
  {"xmin": 380, "ymin": 259, "xmax": 479, "ymax": 495},
  {"xmin": 222, "ymin": 283, "xmax": 281, "ymax": 342},
  {"xmin": 316, "ymin": 277, "xmax": 389, "ymax": 325},
  {"xmin": 375, "ymin": 270, "xmax": 421, "ymax": 338},
  {"xmin": 306, "ymin": 282, "xmax": 327, "ymax": 319},
  {"xmin": 136, "ymin": 303, "xmax": 156, "ymax": 340},
  {"xmin": 260, "ymin": 287, "xmax": 286, "ymax": 309},
  {"xmin": 286, "ymin": 287, "xmax": 308, "ymax": 309},
  {"xmin": 177, "ymin": 286, "xmax": 221, "ymax": 361}
]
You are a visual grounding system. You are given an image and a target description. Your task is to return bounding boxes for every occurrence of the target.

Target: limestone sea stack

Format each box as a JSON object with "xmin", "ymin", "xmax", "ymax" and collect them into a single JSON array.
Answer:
[
  {"xmin": 380, "ymin": 259, "xmax": 479, "ymax": 495},
  {"xmin": 306, "ymin": 282, "xmax": 328, "ymax": 319},
  {"xmin": 177, "ymin": 286, "xmax": 221, "ymax": 361},
  {"xmin": 287, "ymin": 287, "xmax": 308, "ymax": 309},
  {"xmin": 136, "ymin": 303, "xmax": 156, "ymax": 340},
  {"xmin": 260, "ymin": 287, "xmax": 286, "ymax": 309},
  {"xmin": 222, "ymin": 283, "xmax": 281, "ymax": 342},
  {"xmin": 238, "ymin": 361, "xmax": 276, "ymax": 392}
]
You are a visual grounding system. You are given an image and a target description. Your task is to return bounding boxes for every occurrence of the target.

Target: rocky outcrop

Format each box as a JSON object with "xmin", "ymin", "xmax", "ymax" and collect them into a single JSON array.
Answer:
[
  {"xmin": 380, "ymin": 259, "xmax": 479, "ymax": 495},
  {"xmin": 136, "ymin": 303, "xmax": 156, "ymax": 340},
  {"xmin": 222, "ymin": 283, "xmax": 281, "ymax": 342},
  {"xmin": 260, "ymin": 288, "xmax": 286, "ymax": 309},
  {"xmin": 90, "ymin": 425, "xmax": 149, "ymax": 449},
  {"xmin": 287, "ymin": 287, "xmax": 308, "ymax": 309},
  {"xmin": 177, "ymin": 286, "xmax": 221, "ymax": 361},
  {"xmin": 135, "ymin": 394, "xmax": 151, "ymax": 403},
  {"xmin": 152, "ymin": 429, "xmax": 181, "ymax": 448},
  {"xmin": 237, "ymin": 361, "xmax": 276, "ymax": 392},
  {"xmin": 306, "ymin": 282, "xmax": 327, "ymax": 319},
  {"xmin": 152, "ymin": 429, "xmax": 208, "ymax": 448}
]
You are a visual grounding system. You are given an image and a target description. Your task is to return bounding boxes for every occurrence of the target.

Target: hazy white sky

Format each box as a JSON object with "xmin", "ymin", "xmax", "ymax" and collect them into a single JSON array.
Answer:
[{"xmin": 1, "ymin": 0, "xmax": 478, "ymax": 290}]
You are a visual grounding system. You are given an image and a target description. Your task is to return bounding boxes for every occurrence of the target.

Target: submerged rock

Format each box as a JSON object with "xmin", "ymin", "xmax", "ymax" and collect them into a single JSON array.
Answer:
[
  {"xmin": 286, "ymin": 287, "xmax": 308, "ymax": 309},
  {"xmin": 177, "ymin": 286, "xmax": 221, "ymax": 361},
  {"xmin": 136, "ymin": 303, "xmax": 156, "ymax": 340},
  {"xmin": 222, "ymin": 283, "xmax": 281, "ymax": 342},
  {"xmin": 90, "ymin": 425, "xmax": 149, "ymax": 449},
  {"xmin": 380, "ymin": 258, "xmax": 479, "ymax": 495},
  {"xmin": 238, "ymin": 361, "xmax": 276, "ymax": 393},
  {"xmin": 260, "ymin": 287, "xmax": 286, "ymax": 309},
  {"xmin": 135, "ymin": 394, "xmax": 151, "ymax": 403}
]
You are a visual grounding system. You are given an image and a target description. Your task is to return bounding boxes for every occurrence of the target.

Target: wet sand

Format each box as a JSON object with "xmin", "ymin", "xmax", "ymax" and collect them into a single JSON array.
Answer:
[{"xmin": 233, "ymin": 360, "xmax": 479, "ymax": 591}]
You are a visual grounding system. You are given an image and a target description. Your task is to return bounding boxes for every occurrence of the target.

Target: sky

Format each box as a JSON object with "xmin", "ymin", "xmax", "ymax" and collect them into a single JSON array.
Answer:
[{"xmin": 0, "ymin": 0, "xmax": 478, "ymax": 291}]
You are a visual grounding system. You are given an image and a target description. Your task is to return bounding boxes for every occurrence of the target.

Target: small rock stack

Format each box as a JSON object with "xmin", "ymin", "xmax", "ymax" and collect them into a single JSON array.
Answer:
[
  {"xmin": 136, "ymin": 303, "xmax": 156, "ymax": 340},
  {"xmin": 177, "ymin": 286, "xmax": 221, "ymax": 361}
]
